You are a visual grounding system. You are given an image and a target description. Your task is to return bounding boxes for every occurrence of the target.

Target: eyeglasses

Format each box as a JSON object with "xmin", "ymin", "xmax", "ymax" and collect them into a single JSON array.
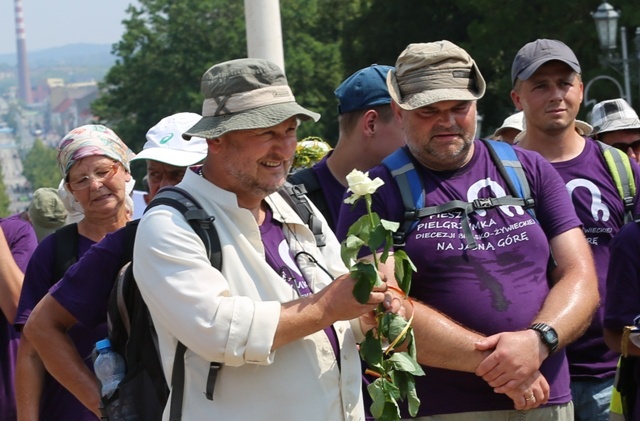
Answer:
[
  {"xmin": 611, "ymin": 140, "xmax": 640, "ymax": 154},
  {"xmin": 67, "ymin": 163, "xmax": 120, "ymax": 191}
]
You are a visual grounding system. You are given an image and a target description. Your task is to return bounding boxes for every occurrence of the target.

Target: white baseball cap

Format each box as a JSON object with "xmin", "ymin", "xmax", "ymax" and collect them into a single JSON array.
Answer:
[{"xmin": 132, "ymin": 112, "xmax": 207, "ymax": 167}]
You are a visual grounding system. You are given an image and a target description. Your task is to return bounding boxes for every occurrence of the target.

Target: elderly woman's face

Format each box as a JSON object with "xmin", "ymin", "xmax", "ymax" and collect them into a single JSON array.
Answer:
[{"xmin": 66, "ymin": 155, "xmax": 130, "ymax": 217}]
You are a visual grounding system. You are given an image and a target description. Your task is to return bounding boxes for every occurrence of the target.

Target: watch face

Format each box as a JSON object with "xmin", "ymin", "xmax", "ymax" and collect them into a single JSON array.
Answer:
[
  {"xmin": 543, "ymin": 329, "xmax": 558, "ymax": 343},
  {"xmin": 530, "ymin": 323, "xmax": 559, "ymax": 353}
]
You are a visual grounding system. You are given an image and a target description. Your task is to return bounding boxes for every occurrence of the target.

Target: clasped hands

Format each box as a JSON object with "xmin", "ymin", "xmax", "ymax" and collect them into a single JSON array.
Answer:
[{"xmin": 474, "ymin": 330, "xmax": 551, "ymax": 410}]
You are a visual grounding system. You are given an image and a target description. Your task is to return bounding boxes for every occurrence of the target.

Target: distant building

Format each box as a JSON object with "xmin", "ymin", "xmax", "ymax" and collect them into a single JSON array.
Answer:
[{"xmin": 44, "ymin": 78, "xmax": 98, "ymax": 135}]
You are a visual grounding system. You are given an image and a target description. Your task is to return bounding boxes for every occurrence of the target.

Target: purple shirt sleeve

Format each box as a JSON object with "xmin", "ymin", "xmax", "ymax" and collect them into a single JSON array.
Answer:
[
  {"xmin": 14, "ymin": 234, "xmax": 58, "ymax": 328},
  {"xmin": 0, "ymin": 215, "xmax": 37, "ymax": 420},
  {"xmin": 0, "ymin": 214, "xmax": 38, "ymax": 271},
  {"xmin": 49, "ymin": 227, "xmax": 127, "ymax": 328}
]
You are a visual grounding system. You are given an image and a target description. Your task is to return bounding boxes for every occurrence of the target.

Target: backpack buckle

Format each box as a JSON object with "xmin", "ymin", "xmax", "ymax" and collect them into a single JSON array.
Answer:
[
  {"xmin": 403, "ymin": 209, "xmax": 419, "ymax": 220},
  {"xmin": 472, "ymin": 198, "xmax": 494, "ymax": 209},
  {"xmin": 624, "ymin": 196, "xmax": 634, "ymax": 209},
  {"xmin": 392, "ymin": 231, "xmax": 407, "ymax": 248}
]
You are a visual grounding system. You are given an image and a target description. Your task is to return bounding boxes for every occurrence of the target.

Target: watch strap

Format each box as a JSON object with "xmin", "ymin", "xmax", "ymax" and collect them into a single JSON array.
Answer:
[{"xmin": 529, "ymin": 322, "xmax": 559, "ymax": 353}]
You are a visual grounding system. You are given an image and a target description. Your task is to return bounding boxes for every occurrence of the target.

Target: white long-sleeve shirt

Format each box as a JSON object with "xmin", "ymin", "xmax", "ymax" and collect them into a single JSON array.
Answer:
[{"xmin": 133, "ymin": 170, "xmax": 365, "ymax": 420}]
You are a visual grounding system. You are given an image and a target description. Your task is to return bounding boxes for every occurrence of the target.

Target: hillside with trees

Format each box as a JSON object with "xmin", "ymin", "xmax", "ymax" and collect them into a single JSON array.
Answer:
[
  {"xmin": 22, "ymin": 138, "xmax": 60, "ymax": 190},
  {"xmin": 92, "ymin": 0, "xmax": 640, "ymax": 164}
]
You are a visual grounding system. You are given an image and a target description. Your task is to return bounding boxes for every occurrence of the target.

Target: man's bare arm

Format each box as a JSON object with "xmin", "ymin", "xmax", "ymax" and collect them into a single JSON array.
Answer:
[
  {"xmin": 0, "ymin": 227, "xmax": 25, "ymax": 324},
  {"xmin": 23, "ymin": 294, "xmax": 102, "ymax": 416},
  {"xmin": 475, "ymin": 227, "xmax": 599, "ymax": 391}
]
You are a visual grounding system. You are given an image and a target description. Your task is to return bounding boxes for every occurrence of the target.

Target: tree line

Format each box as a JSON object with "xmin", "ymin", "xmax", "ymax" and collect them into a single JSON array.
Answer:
[{"xmin": 81, "ymin": 0, "xmax": 640, "ymax": 183}]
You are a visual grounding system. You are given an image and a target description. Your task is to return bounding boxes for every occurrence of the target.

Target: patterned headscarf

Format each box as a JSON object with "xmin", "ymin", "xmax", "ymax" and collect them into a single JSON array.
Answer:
[{"xmin": 57, "ymin": 124, "xmax": 135, "ymax": 178}]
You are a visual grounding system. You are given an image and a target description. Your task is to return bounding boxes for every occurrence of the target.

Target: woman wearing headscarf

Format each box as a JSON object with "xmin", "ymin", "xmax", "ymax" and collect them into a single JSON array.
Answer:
[{"xmin": 14, "ymin": 125, "xmax": 135, "ymax": 421}]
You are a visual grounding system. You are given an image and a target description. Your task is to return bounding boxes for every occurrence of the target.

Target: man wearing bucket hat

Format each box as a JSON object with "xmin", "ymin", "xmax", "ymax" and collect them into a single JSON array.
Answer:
[
  {"xmin": 511, "ymin": 39, "xmax": 640, "ymax": 420},
  {"xmin": 590, "ymin": 98, "xmax": 640, "ymax": 163},
  {"xmin": 125, "ymin": 58, "xmax": 390, "ymax": 420},
  {"xmin": 288, "ymin": 64, "xmax": 405, "ymax": 230},
  {"xmin": 337, "ymin": 40, "xmax": 598, "ymax": 419}
]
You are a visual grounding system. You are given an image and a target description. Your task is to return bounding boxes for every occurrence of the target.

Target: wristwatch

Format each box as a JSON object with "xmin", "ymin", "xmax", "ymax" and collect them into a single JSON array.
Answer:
[{"xmin": 529, "ymin": 323, "xmax": 559, "ymax": 354}]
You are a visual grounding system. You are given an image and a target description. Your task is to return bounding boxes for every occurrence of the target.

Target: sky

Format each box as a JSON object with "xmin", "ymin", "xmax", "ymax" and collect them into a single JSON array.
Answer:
[{"xmin": 0, "ymin": 0, "xmax": 136, "ymax": 55}]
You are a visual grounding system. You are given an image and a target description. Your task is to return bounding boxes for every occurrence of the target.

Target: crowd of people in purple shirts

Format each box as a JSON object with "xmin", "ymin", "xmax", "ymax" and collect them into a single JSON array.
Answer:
[{"xmin": 1, "ymin": 37, "xmax": 640, "ymax": 421}]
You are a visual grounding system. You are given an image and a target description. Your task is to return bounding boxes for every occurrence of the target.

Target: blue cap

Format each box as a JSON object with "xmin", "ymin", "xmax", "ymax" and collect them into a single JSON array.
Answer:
[{"xmin": 335, "ymin": 64, "xmax": 393, "ymax": 114}]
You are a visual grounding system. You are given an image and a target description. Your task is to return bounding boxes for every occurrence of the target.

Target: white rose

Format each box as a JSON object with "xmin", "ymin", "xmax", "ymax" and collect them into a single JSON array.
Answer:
[{"xmin": 344, "ymin": 170, "xmax": 384, "ymax": 204}]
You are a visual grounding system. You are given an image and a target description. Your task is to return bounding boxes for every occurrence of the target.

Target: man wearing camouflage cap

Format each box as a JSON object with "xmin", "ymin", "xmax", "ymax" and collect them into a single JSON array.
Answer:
[{"xmin": 337, "ymin": 40, "xmax": 597, "ymax": 419}]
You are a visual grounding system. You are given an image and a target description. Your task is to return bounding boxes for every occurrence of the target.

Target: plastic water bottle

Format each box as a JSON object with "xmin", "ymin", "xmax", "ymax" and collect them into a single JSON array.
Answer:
[{"xmin": 94, "ymin": 338, "xmax": 125, "ymax": 398}]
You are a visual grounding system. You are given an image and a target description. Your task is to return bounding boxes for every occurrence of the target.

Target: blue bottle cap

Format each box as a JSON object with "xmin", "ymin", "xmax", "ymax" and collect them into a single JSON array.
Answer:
[{"xmin": 95, "ymin": 338, "xmax": 112, "ymax": 351}]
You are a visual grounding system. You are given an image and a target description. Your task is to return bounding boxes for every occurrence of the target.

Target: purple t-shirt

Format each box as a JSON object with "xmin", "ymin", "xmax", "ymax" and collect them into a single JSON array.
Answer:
[
  {"xmin": 15, "ymin": 231, "xmax": 104, "ymax": 421},
  {"xmin": 311, "ymin": 152, "xmax": 348, "ymax": 229},
  {"xmin": 0, "ymin": 214, "xmax": 37, "ymax": 421},
  {"xmin": 551, "ymin": 138, "xmax": 640, "ymax": 379},
  {"xmin": 337, "ymin": 141, "xmax": 580, "ymax": 416},
  {"xmin": 49, "ymin": 228, "xmax": 127, "ymax": 329},
  {"xmin": 260, "ymin": 207, "xmax": 340, "ymax": 363},
  {"xmin": 604, "ymin": 221, "xmax": 640, "ymax": 419}
]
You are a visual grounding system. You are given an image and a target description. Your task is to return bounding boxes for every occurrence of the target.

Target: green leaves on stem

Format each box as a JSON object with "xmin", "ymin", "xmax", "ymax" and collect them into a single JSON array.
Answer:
[{"xmin": 341, "ymin": 169, "xmax": 422, "ymax": 420}]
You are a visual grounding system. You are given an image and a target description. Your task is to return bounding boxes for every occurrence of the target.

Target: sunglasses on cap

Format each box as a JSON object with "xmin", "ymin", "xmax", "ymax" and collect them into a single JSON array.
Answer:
[{"xmin": 611, "ymin": 139, "xmax": 640, "ymax": 154}]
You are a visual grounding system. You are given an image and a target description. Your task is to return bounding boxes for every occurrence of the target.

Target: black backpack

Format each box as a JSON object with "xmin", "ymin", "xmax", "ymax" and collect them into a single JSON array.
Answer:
[
  {"xmin": 99, "ymin": 184, "xmax": 325, "ymax": 420},
  {"xmin": 287, "ymin": 167, "xmax": 335, "ymax": 231},
  {"xmin": 101, "ymin": 186, "xmax": 222, "ymax": 421}
]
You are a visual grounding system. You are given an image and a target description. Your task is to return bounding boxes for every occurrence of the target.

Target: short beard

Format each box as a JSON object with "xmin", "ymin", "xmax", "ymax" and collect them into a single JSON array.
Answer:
[
  {"xmin": 228, "ymin": 161, "xmax": 290, "ymax": 198},
  {"xmin": 409, "ymin": 122, "xmax": 476, "ymax": 171}
]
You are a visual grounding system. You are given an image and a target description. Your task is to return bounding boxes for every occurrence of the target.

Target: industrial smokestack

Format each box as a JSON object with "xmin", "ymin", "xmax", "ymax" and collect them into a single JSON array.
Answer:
[{"xmin": 14, "ymin": 0, "xmax": 32, "ymax": 104}]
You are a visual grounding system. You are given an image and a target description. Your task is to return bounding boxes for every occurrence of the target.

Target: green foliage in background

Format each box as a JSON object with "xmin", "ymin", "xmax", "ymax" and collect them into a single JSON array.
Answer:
[
  {"xmin": 0, "ymin": 167, "xmax": 11, "ymax": 217},
  {"xmin": 92, "ymin": 0, "xmax": 247, "ymax": 185},
  {"xmin": 23, "ymin": 138, "xmax": 60, "ymax": 189},
  {"xmin": 93, "ymin": 0, "xmax": 640, "ymax": 154}
]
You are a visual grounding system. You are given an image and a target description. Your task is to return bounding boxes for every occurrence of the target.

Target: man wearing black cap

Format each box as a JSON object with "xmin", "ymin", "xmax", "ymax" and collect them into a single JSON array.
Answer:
[
  {"xmin": 131, "ymin": 58, "xmax": 393, "ymax": 420},
  {"xmin": 289, "ymin": 64, "xmax": 405, "ymax": 230},
  {"xmin": 511, "ymin": 38, "xmax": 640, "ymax": 421}
]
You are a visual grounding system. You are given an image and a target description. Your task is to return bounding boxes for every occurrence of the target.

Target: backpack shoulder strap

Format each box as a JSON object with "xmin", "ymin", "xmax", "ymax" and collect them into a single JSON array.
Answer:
[
  {"xmin": 382, "ymin": 142, "xmax": 538, "ymax": 249},
  {"xmin": 53, "ymin": 223, "xmax": 79, "ymax": 282},
  {"xmin": 597, "ymin": 140, "xmax": 637, "ymax": 223},
  {"xmin": 382, "ymin": 147, "xmax": 425, "ymax": 247},
  {"xmin": 146, "ymin": 186, "xmax": 221, "ymax": 270},
  {"xmin": 481, "ymin": 138, "xmax": 536, "ymax": 219},
  {"xmin": 144, "ymin": 186, "xmax": 223, "ymax": 413},
  {"xmin": 278, "ymin": 182, "xmax": 326, "ymax": 247},
  {"xmin": 120, "ymin": 220, "xmax": 140, "ymax": 267},
  {"xmin": 287, "ymin": 168, "xmax": 334, "ymax": 229}
]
